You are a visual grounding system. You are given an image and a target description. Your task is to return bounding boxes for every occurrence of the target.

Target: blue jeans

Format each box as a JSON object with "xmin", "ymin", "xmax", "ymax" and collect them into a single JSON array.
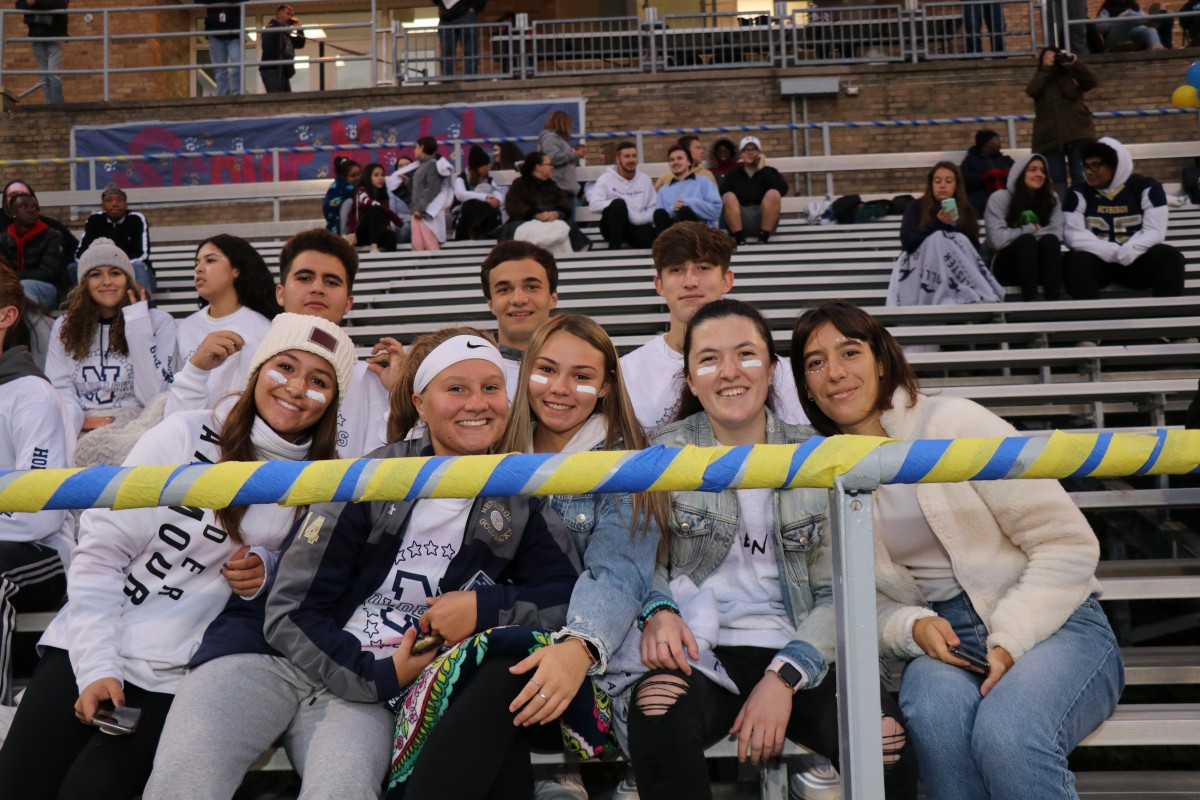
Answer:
[
  {"xmin": 20, "ymin": 279, "xmax": 58, "ymax": 309},
  {"xmin": 31, "ymin": 41, "xmax": 64, "ymax": 104},
  {"xmin": 963, "ymin": 2, "xmax": 1006, "ymax": 53},
  {"xmin": 899, "ymin": 593, "xmax": 1123, "ymax": 800},
  {"xmin": 438, "ymin": 10, "xmax": 478, "ymax": 76},
  {"xmin": 207, "ymin": 35, "xmax": 242, "ymax": 96},
  {"xmin": 1043, "ymin": 140, "xmax": 1086, "ymax": 191}
]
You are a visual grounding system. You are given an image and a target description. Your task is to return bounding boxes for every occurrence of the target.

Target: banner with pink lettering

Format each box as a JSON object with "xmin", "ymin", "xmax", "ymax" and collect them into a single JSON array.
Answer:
[{"xmin": 70, "ymin": 99, "xmax": 584, "ymax": 190}]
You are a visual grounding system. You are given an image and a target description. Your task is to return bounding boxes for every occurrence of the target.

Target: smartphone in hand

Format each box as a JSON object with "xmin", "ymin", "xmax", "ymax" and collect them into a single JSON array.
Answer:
[
  {"xmin": 940, "ymin": 197, "xmax": 959, "ymax": 223},
  {"xmin": 92, "ymin": 704, "xmax": 142, "ymax": 735},
  {"xmin": 948, "ymin": 646, "xmax": 989, "ymax": 673},
  {"xmin": 411, "ymin": 633, "xmax": 445, "ymax": 655}
]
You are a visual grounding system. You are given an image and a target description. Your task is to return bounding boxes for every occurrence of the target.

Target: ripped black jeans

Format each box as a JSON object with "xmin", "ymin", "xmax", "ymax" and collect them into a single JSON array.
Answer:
[{"xmin": 627, "ymin": 645, "xmax": 917, "ymax": 800}]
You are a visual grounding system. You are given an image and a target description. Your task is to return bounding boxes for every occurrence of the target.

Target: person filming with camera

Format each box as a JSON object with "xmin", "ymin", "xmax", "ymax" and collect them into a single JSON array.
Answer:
[{"xmin": 1027, "ymin": 47, "xmax": 1097, "ymax": 195}]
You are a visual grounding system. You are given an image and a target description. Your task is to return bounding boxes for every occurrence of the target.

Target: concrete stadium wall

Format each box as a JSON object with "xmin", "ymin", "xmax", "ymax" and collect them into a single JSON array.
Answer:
[{"xmin": 0, "ymin": 48, "xmax": 1193, "ymax": 229}]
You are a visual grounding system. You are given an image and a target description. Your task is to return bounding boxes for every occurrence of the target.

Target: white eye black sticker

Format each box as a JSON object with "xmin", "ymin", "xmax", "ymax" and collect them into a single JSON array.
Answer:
[
  {"xmin": 266, "ymin": 369, "xmax": 288, "ymax": 385},
  {"xmin": 575, "ymin": 384, "xmax": 597, "ymax": 395},
  {"xmin": 696, "ymin": 365, "xmax": 717, "ymax": 376},
  {"xmin": 530, "ymin": 374, "xmax": 549, "ymax": 384},
  {"xmin": 740, "ymin": 359, "xmax": 763, "ymax": 369},
  {"xmin": 305, "ymin": 389, "xmax": 328, "ymax": 404}
]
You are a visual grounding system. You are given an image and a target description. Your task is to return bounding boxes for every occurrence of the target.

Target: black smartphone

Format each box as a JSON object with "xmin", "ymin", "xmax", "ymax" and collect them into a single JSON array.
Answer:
[
  {"xmin": 948, "ymin": 646, "xmax": 989, "ymax": 672},
  {"xmin": 92, "ymin": 704, "xmax": 142, "ymax": 735},
  {"xmin": 411, "ymin": 633, "xmax": 445, "ymax": 655}
]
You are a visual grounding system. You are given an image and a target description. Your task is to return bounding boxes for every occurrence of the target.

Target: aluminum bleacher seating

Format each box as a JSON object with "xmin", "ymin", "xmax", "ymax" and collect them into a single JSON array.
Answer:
[{"xmin": 11, "ymin": 200, "xmax": 1197, "ymax": 797}]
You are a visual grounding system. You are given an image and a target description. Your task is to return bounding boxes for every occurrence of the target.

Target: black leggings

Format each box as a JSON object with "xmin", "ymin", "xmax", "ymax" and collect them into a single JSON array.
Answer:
[
  {"xmin": 0, "ymin": 646, "xmax": 175, "ymax": 800},
  {"xmin": 992, "ymin": 232, "xmax": 1063, "ymax": 301},
  {"xmin": 627, "ymin": 646, "xmax": 917, "ymax": 800},
  {"xmin": 356, "ymin": 205, "xmax": 398, "ymax": 251},
  {"xmin": 404, "ymin": 655, "xmax": 562, "ymax": 800}
]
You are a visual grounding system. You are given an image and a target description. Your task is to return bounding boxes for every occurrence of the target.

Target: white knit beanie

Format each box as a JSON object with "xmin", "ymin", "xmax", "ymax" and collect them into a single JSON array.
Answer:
[
  {"xmin": 77, "ymin": 238, "xmax": 135, "ymax": 283},
  {"xmin": 246, "ymin": 313, "xmax": 356, "ymax": 407}
]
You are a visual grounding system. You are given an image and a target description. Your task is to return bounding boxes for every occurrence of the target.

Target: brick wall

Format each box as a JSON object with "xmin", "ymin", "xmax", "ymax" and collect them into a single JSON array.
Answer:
[{"xmin": 0, "ymin": 48, "xmax": 1192, "ymax": 226}]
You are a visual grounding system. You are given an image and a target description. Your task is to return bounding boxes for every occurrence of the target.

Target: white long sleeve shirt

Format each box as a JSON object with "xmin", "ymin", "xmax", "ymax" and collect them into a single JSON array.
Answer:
[{"xmin": 44, "ymin": 301, "xmax": 176, "ymax": 432}]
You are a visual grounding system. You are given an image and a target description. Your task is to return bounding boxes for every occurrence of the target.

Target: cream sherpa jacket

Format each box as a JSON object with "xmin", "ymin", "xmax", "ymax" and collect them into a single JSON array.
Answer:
[{"xmin": 873, "ymin": 390, "xmax": 1101, "ymax": 663}]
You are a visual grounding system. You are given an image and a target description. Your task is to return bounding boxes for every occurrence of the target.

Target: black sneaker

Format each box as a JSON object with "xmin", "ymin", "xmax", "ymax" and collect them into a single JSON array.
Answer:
[
  {"xmin": 758, "ymin": 231, "xmax": 771, "ymax": 244},
  {"xmin": 734, "ymin": 232, "xmax": 747, "ymax": 246}
]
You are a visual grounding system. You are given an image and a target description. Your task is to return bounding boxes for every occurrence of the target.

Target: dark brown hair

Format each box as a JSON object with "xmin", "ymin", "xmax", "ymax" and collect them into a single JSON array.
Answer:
[
  {"xmin": 1005, "ymin": 155, "xmax": 1057, "ymax": 228},
  {"xmin": 918, "ymin": 161, "xmax": 979, "ymax": 242},
  {"xmin": 789, "ymin": 301, "xmax": 919, "ymax": 436},
  {"xmin": 59, "ymin": 267, "xmax": 140, "ymax": 360},
  {"xmin": 666, "ymin": 143, "xmax": 693, "ymax": 166},
  {"xmin": 479, "ymin": 240, "xmax": 559, "ymax": 300},
  {"xmin": 279, "ymin": 228, "xmax": 359, "ymax": 290},
  {"xmin": 194, "ymin": 234, "xmax": 280, "ymax": 320},
  {"xmin": 214, "ymin": 362, "xmax": 341, "ymax": 544},
  {"xmin": 674, "ymin": 298, "xmax": 779, "ymax": 422},
  {"xmin": 650, "ymin": 221, "xmax": 736, "ymax": 275}
]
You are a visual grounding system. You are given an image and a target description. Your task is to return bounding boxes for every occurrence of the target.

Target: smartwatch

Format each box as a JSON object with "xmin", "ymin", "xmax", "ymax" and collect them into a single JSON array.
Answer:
[{"xmin": 769, "ymin": 661, "xmax": 805, "ymax": 692}]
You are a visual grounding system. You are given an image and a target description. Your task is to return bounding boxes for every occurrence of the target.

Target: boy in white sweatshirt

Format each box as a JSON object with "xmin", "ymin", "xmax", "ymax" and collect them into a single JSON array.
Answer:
[{"xmin": 165, "ymin": 228, "xmax": 388, "ymax": 456}]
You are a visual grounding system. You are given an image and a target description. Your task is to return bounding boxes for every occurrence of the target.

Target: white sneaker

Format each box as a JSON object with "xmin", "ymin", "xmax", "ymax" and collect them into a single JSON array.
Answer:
[
  {"xmin": 610, "ymin": 769, "xmax": 639, "ymax": 800},
  {"xmin": 534, "ymin": 764, "xmax": 588, "ymax": 800},
  {"xmin": 789, "ymin": 753, "xmax": 842, "ymax": 800}
]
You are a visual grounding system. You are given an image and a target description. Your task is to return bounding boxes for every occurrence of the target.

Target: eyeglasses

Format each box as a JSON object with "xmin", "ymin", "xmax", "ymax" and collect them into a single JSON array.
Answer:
[{"xmin": 1082, "ymin": 161, "xmax": 1106, "ymax": 173}]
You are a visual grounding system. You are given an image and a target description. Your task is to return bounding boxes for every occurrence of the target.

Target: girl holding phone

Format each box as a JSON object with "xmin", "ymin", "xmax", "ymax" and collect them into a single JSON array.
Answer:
[
  {"xmin": 0, "ymin": 313, "xmax": 353, "ymax": 799},
  {"xmin": 627, "ymin": 299, "xmax": 917, "ymax": 800},
  {"xmin": 145, "ymin": 327, "xmax": 579, "ymax": 800},
  {"xmin": 791, "ymin": 301, "xmax": 1123, "ymax": 800},
  {"xmin": 391, "ymin": 314, "xmax": 664, "ymax": 799},
  {"xmin": 887, "ymin": 162, "xmax": 1004, "ymax": 307}
]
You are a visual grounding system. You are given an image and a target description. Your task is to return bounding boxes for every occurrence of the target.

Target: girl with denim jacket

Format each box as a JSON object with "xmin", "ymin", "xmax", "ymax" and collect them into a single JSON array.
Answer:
[
  {"xmin": 498, "ymin": 312, "xmax": 667, "ymax": 796},
  {"xmin": 628, "ymin": 299, "xmax": 917, "ymax": 800},
  {"xmin": 792, "ymin": 301, "xmax": 1123, "ymax": 800}
]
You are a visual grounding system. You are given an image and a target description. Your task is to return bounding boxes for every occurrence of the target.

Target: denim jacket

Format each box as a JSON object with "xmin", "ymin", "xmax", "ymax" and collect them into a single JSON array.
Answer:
[
  {"xmin": 645, "ymin": 409, "xmax": 836, "ymax": 685},
  {"xmin": 550, "ymin": 439, "xmax": 660, "ymax": 675}
]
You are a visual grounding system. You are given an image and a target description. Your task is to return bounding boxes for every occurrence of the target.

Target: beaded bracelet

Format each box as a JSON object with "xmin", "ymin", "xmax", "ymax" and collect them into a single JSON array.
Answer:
[{"xmin": 637, "ymin": 600, "xmax": 681, "ymax": 631}]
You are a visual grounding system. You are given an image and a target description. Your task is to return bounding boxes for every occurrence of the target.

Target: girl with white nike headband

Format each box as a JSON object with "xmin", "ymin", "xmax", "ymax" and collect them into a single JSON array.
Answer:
[
  {"xmin": 147, "ymin": 327, "xmax": 578, "ymax": 800},
  {"xmin": 626, "ymin": 298, "xmax": 918, "ymax": 800},
  {"xmin": 0, "ymin": 312, "xmax": 351, "ymax": 799}
]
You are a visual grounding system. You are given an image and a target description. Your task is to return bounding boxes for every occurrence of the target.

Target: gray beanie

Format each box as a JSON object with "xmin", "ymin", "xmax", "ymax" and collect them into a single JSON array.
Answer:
[{"xmin": 78, "ymin": 238, "xmax": 135, "ymax": 284}]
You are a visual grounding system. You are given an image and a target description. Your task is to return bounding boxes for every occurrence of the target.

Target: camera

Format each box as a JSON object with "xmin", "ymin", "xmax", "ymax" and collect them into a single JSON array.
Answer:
[{"xmin": 1054, "ymin": 50, "xmax": 1073, "ymax": 66}]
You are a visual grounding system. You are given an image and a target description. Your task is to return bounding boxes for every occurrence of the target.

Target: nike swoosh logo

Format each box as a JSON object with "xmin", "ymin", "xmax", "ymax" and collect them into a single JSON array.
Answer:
[{"xmin": 466, "ymin": 341, "xmax": 485, "ymax": 349}]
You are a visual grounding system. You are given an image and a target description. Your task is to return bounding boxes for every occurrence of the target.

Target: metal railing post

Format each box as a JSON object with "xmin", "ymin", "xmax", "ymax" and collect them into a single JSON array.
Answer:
[
  {"xmin": 830, "ymin": 480, "xmax": 886, "ymax": 799},
  {"xmin": 272, "ymin": 148, "xmax": 281, "ymax": 184},
  {"xmin": 635, "ymin": 130, "xmax": 645, "ymax": 163},
  {"xmin": 646, "ymin": 7, "xmax": 658, "ymax": 74},
  {"xmin": 1006, "ymin": 115, "xmax": 1018, "ymax": 149},
  {"xmin": 370, "ymin": 0, "xmax": 379, "ymax": 86},
  {"xmin": 516, "ymin": 13, "xmax": 529, "ymax": 79},
  {"xmin": 775, "ymin": 1, "xmax": 789, "ymax": 68},
  {"xmin": 103, "ymin": 9, "xmax": 111, "ymax": 101},
  {"xmin": 0, "ymin": 11, "xmax": 7, "ymax": 91},
  {"xmin": 822, "ymin": 123, "xmax": 834, "ymax": 197},
  {"xmin": 909, "ymin": 0, "xmax": 921, "ymax": 63}
]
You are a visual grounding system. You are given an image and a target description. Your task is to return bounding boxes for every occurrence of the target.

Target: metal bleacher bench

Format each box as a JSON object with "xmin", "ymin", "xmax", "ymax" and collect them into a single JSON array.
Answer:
[{"xmin": 14, "ymin": 487, "xmax": 1200, "ymax": 796}]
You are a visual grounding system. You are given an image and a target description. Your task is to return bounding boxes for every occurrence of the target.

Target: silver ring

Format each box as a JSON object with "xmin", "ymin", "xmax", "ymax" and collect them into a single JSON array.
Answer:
[
  {"xmin": 529, "ymin": 678, "xmax": 543, "ymax": 690},
  {"xmin": 539, "ymin": 692, "xmax": 549, "ymax": 701},
  {"xmin": 657, "ymin": 639, "xmax": 668, "ymax": 645}
]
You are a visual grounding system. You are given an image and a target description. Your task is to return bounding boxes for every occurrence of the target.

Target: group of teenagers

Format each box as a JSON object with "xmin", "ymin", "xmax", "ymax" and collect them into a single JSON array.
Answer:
[
  {"xmin": 319, "ymin": 111, "xmax": 596, "ymax": 258},
  {"xmin": 0, "ymin": 220, "xmax": 1124, "ymax": 800},
  {"xmin": 889, "ymin": 134, "xmax": 1186, "ymax": 308}
]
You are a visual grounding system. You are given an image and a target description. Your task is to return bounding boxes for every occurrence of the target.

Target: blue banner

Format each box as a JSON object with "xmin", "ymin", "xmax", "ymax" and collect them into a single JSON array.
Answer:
[{"xmin": 71, "ymin": 99, "xmax": 584, "ymax": 190}]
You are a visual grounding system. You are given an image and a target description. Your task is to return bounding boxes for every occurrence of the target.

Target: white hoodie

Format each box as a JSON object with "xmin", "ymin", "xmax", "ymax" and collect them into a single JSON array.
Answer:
[
  {"xmin": 587, "ymin": 166, "xmax": 657, "ymax": 226},
  {"xmin": 40, "ymin": 410, "xmax": 304, "ymax": 694}
]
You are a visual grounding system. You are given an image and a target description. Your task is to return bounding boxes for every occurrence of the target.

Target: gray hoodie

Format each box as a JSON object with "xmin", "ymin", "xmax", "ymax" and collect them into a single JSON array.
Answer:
[{"xmin": 983, "ymin": 153, "xmax": 1064, "ymax": 257}]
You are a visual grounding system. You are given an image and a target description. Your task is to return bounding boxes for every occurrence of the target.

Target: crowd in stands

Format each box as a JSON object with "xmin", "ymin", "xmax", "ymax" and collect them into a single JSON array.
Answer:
[
  {"xmin": 0, "ymin": 50, "xmax": 1193, "ymax": 790},
  {"xmin": 0, "ymin": 192, "xmax": 1151, "ymax": 797}
]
